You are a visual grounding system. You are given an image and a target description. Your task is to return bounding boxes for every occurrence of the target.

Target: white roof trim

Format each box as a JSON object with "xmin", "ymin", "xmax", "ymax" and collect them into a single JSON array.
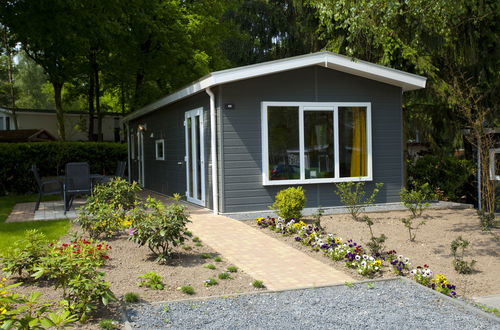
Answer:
[{"xmin": 123, "ymin": 51, "xmax": 426, "ymax": 123}]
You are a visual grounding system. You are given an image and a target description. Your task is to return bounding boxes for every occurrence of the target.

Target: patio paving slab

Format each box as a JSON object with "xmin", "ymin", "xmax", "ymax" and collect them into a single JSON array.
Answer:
[
  {"xmin": 6, "ymin": 199, "xmax": 84, "ymax": 222},
  {"xmin": 148, "ymin": 191, "xmax": 353, "ymax": 291}
]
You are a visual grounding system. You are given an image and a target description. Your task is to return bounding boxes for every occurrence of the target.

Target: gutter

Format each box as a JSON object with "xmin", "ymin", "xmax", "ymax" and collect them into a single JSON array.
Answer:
[{"xmin": 206, "ymin": 87, "xmax": 218, "ymax": 215}]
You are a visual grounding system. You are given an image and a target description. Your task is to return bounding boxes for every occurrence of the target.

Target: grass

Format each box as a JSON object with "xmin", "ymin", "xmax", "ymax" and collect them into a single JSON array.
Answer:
[
  {"xmin": 123, "ymin": 292, "xmax": 140, "ymax": 303},
  {"xmin": 200, "ymin": 253, "xmax": 212, "ymax": 259},
  {"xmin": 218, "ymin": 272, "xmax": 232, "ymax": 280},
  {"xmin": 204, "ymin": 263, "xmax": 216, "ymax": 270},
  {"xmin": 0, "ymin": 194, "xmax": 70, "ymax": 254},
  {"xmin": 252, "ymin": 280, "xmax": 265, "ymax": 288},
  {"xmin": 227, "ymin": 266, "xmax": 238, "ymax": 273},
  {"xmin": 213, "ymin": 256, "xmax": 222, "ymax": 262},
  {"xmin": 204, "ymin": 278, "xmax": 218, "ymax": 287},
  {"xmin": 180, "ymin": 285, "xmax": 195, "ymax": 295}
]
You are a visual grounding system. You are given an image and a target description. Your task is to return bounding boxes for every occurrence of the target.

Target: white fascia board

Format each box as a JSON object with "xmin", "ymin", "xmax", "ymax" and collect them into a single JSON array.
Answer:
[
  {"xmin": 122, "ymin": 51, "xmax": 427, "ymax": 123},
  {"xmin": 0, "ymin": 108, "xmax": 11, "ymax": 114}
]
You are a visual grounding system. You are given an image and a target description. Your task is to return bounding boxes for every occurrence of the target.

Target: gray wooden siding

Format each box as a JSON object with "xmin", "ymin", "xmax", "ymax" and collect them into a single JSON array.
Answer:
[
  {"xmin": 219, "ymin": 66, "xmax": 403, "ymax": 213},
  {"xmin": 129, "ymin": 92, "xmax": 212, "ymax": 208}
]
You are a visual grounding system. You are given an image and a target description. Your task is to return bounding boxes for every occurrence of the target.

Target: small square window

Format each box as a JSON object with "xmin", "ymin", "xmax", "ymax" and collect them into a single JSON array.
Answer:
[{"xmin": 155, "ymin": 139, "xmax": 165, "ymax": 160}]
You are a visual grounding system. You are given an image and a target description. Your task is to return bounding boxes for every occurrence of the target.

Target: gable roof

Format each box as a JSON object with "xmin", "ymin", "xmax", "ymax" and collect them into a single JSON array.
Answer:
[
  {"xmin": 0, "ymin": 129, "xmax": 56, "ymax": 142},
  {"xmin": 123, "ymin": 51, "xmax": 427, "ymax": 123}
]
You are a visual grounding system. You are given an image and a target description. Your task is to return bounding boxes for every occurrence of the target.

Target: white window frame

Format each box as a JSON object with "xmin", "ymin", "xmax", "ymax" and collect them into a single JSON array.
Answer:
[
  {"xmin": 0, "ymin": 115, "xmax": 8, "ymax": 130},
  {"xmin": 261, "ymin": 101, "xmax": 373, "ymax": 186},
  {"xmin": 489, "ymin": 148, "xmax": 500, "ymax": 181},
  {"xmin": 155, "ymin": 139, "xmax": 165, "ymax": 161}
]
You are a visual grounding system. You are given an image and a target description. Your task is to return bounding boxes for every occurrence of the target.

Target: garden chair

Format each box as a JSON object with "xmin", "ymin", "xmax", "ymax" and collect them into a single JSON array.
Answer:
[
  {"xmin": 100, "ymin": 161, "xmax": 127, "ymax": 183},
  {"xmin": 30, "ymin": 164, "xmax": 63, "ymax": 212},
  {"xmin": 64, "ymin": 162, "xmax": 93, "ymax": 213}
]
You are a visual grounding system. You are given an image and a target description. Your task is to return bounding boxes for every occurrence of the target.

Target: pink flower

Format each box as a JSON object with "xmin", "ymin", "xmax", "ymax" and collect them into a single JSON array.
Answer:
[{"xmin": 128, "ymin": 227, "xmax": 135, "ymax": 236}]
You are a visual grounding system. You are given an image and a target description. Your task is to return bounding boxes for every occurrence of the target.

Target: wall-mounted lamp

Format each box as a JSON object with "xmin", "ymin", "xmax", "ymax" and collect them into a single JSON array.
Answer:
[{"xmin": 138, "ymin": 124, "xmax": 147, "ymax": 131}]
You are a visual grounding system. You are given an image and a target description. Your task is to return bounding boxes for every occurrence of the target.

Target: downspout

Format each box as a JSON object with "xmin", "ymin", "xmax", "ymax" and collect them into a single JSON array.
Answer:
[
  {"xmin": 206, "ymin": 87, "xmax": 219, "ymax": 215},
  {"xmin": 126, "ymin": 122, "xmax": 131, "ymax": 183}
]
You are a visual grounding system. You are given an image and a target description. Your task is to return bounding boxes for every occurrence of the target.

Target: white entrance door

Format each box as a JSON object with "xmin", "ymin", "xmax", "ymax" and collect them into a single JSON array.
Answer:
[
  {"xmin": 137, "ymin": 130, "xmax": 145, "ymax": 186},
  {"xmin": 185, "ymin": 108, "xmax": 205, "ymax": 206}
]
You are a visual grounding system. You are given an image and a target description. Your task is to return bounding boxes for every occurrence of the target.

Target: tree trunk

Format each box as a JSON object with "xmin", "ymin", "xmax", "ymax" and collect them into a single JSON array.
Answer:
[
  {"xmin": 94, "ymin": 61, "xmax": 102, "ymax": 141},
  {"xmin": 3, "ymin": 27, "xmax": 17, "ymax": 129},
  {"xmin": 87, "ymin": 53, "xmax": 95, "ymax": 141},
  {"xmin": 52, "ymin": 81, "xmax": 65, "ymax": 140}
]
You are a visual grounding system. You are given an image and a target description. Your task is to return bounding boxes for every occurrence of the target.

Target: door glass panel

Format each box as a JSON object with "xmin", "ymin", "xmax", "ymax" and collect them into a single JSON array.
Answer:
[
  {"xmin": 304, "ymin": 111, "xmax": 334, "ymax": 179},
  {"xmin": 187, "ymin": 118, "xmax": 193, "ymax": 197},
  {"xmin": 339, "ymin": 107, "xmax": 367, "ymax": 177},
  {"xmin": 267, "ymin": 106, "xmax": 300, "ymax": 180},
  {"xmin": 195, "ymin": 116, "xmax": 202, "ymax": 199}
]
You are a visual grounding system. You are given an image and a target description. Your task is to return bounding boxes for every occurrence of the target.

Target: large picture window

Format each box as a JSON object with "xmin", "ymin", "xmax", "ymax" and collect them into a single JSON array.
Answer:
[{"xmin": 262, "ymin": 102, "xmax": 372, "ymax": 185}]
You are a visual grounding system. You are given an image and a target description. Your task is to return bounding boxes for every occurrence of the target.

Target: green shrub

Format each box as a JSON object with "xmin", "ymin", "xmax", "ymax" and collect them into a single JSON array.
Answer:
[
  {"xmin": 204, "ymin": 278, "xmax": 218, "ymax": 287},
  {"xmin": 180, "ymin": 285, "xmax": 194, "ymax": 295},
  {"xmin": 251, "ymin": 280, "xmax": 265, "ymax": 288},
  {"xmin": 0, "ymin": 142, "xmax": 127, "ymax": 195},
  {"xmin": 204, "ymin": 264, "xmax": 216, "ymax": 270},
  {"xmin": 32, "ymin": 239, "xmax": 114, "ymax": 321},
  {"xmin": 270, "ymin": 187, "xmax": 306, "ymax": 220},
  {"xmin": 75, "ymin": 179, "xmax": 141, "ymax": 238},
  {"xmin": 450, "ymin": 236, "xmax": 476, "ymax": 274},
  {"xmin": 218, "ymin": 272, "xmax": 232, "ymax": 280},
  {"xmin": 129, "ymin": 195, "xmax": 191, "ymax": 262},
  {"xmin": 400, "ymin": 182, "xmax": 436, "ymax": 241},
  {"xmin": 99, "ymin": 319, "xmax": 118, "ymax": 330},
  {"xmin": 0, "ymin": 283, "xmax": 78, "ymax": 329},
  {"xmin": 213, "ymin": 256, "xmax": 222, "ymax": 262},
  {"xmin": 138, "ymin": 272, "xmax": 164, "ymax": 290},
  {"xmin": 335, "ymin": 182, "xmax": 383, "ymax": 221},
  {"xmin": 123, "ymin": 292, "xmax": 140, "ymax": 303},
  {"xmin": 408, "ymin": 155, "xmax": 473, "ymax": 201},
  {"xmin": 2, "ymin": 229, "xmax": 50, "ymax": 277},
  {"xmin": 200, "ymin": 253, "xmax": 212, "ymax": 259},
  {"xmin": 227, "ymin": 266, "xmax": 238, "ymax": 273}
]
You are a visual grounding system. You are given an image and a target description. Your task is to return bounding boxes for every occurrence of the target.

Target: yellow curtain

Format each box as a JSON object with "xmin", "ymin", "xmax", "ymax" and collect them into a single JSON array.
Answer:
[{"xmin": 350, "ymin": 107, "xmax": 367, "ymax": 177}]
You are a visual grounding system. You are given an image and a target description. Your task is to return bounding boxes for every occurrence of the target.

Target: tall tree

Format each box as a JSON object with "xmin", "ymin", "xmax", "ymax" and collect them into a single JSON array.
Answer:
[{"xmin": 0, "ymin": 1, "xmax": 86, "ymax": 140}]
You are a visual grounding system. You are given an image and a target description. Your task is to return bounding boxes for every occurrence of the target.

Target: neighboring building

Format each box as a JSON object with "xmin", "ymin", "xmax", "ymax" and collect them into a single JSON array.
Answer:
[
  {"xmin": 0, "ymin": 129, "xmax": 56, "ymax": 142},
  {"xmin": 122, "ymin": 51, "xmax": 427, "ymax": 217},
  {"xmin": 0, "ymin": 107, "xmax": 123, "ymax": 142}
]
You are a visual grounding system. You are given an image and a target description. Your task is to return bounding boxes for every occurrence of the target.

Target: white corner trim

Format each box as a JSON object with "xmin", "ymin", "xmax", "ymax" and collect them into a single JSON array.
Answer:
[
  {"xmin": 261, "ymin": 101, "xmax": 373, "ymax": 186},
  {"xmin": 121, "ymin": 51, "xmax": 426, "ymax": 123}
]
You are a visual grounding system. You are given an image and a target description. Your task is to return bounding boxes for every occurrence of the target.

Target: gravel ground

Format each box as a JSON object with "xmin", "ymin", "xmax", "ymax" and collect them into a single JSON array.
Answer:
[{"xmin": 126, "ymin": 279, "xmax": 500, "ymax": 330}]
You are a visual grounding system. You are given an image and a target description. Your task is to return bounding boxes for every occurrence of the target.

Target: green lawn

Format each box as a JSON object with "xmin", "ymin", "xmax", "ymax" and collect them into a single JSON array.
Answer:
[{"xmin": 0, "ymin": 194, "xmax": 70, "ymax": 253}]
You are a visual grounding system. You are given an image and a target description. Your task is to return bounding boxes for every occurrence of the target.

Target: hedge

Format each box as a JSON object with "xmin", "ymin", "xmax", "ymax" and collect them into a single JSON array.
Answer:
[{"xmin": 0, "ymin": 142, "xmax": 127, "ymax": 195}]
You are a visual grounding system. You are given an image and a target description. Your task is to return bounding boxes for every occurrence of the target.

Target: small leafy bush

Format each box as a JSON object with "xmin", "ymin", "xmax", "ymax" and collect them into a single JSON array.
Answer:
[
  {"xmin": 180, "ymin": 285, "xmax": 194, "ymax": 295},
  {"xmin": 252, "ymin": 280, "xmax": 265, "ymax": 288},
  {"xmin": 335, "ymin": 182, "xmax": 383, "ymax": 221},
  {"xmin": 204, "ymin": 278, "xmax": 218, "ymax": 287},
  {"xmin": 213, "ymin": 256, "xmax": 222, "ymax": 262},
  {"xmin": 75, "ymin": 179, "xmax": 141, "ymax": 238},
  {"xmin": 129, "ymin": 195, "xmax": 192, "ymax": 262},
  {"xmin": 312, "ymin": 207, "xmax": 325, "ymax": 231},
  {"xmin": 192, "ymin": 237, "xmax": 201, "ymax": 243},
  {"xmin": 270, "ymin": 187, "xmax": 306, "ymax": 220},
  {"xmin": 200, "ymin": 253, "xmax": 212, "ymax": 259},
  {"xmin": 204, "ymin": 264, "xmax": 216, "ymax": 270},
  {"xmin": 450, "ymin": 236, "xmax": 476, "ymax": 274},
  {"xmin": 227, "ymin": 266, "xmax": 238, "ymax": 273},
  {"xmin": 400, "ymin": 182, "xmax": 436, "ymax": 241},
  {"xmin": 138, "ymin": 272, "xmax": 164, "ymax": 290},
  {"xmin": 32, "ymin": 239, "xmax": 114, "ymax": 321},
  {"xmin": 477, "ymin": 210, "xmax": 495, "ymax": 231},
  {"xmin": 2, "ymin": 229, "xmax": 50, "ymax": 277},
  {"xmin": 195, "ymin": 242, "xmax": 203, "ymax": 247},
  {"xmin": 0, "ymin": 281, "xmax": 78, "ymax": 329},
  {"xmin": 218, "ymin": 272, "xmax": 232, "ymax": 280},
  {"xmin": 124, "ymin": 292, "xmax": 140, "ymax": 303},
  {"xmin": 182, "ymin": 245, "xmax": 192, "ymax": 251},
  {"xmin": 99, "ymin": 319, "xmax": 118, "ymax": 330}
]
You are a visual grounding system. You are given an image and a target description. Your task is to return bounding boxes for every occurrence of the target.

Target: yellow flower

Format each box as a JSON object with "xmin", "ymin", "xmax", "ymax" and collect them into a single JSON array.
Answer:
[
  {"xmin": 334, "ymin": 238, "xmax": 342, "ymax": 244},
  {"xmin": 375, "ymin": 259, "xmax": 383, "ymax": 266}
]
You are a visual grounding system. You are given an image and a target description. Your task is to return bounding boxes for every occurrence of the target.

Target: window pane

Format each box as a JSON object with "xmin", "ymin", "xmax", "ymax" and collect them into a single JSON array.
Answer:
[
  {"xmin": 339, "ymin": 107, "xmax": 367, "ymax": 177},
  {"xmin": 0, "ymin": 117, "xmax": 4, "ymax": 130},
  {"xmin": 5, "ymin": 117, "xmax": 10, "ymax": 130},
  {"xmin": 304, "ymin": 111, "xmax": 334, "ymax": 178},
  {"xmin": 156, "ymin": 141, "xmax": 164, "ymax": 159},
  {"xmin": 268, "ymin": 106, "xmax": 300, "ymax": 180}
]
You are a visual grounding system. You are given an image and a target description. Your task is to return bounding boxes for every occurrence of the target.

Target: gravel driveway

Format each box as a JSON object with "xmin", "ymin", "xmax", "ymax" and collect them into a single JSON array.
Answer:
[{"xmin": 125, "ymin": 278, "xmax": 500, "ymax": 329}]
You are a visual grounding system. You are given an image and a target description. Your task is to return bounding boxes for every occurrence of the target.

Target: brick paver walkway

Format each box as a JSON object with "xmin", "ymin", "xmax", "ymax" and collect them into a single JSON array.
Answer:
[{"xmin": 187, "ymin": 208, "xmax": 353, "ymax": 290}]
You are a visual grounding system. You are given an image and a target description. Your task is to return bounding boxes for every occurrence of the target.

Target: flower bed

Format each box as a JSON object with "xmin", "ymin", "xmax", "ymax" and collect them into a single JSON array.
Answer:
[{"xmin": 256, "ymin": 216, "xmax": 458, "ymax": 298}]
